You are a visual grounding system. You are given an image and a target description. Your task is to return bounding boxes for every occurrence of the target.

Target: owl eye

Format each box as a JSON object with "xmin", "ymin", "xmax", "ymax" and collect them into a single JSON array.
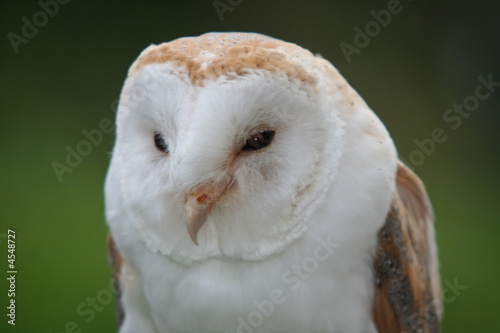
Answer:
[
  {"xmin": 154, "ymin": 132, "xmax": 169, "ymax": 153},
  {"xmin": 242, "ymin": 130, "xmax": 275, "ymax": 151}
]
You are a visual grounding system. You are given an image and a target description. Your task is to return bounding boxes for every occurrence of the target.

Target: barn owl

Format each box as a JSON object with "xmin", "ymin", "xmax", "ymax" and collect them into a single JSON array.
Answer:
[{"xmin": 105, "ymin": 32, "xmax": 442, "ymax": 333}]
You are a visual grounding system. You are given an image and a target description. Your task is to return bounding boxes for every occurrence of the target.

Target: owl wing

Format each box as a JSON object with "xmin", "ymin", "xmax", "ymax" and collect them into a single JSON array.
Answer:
[
  {"xmin": 372, "ymin": 162, "xmax": 442, "ymax": 333},
  {"xmin": 107, "ymin": 235, "xmax": 125, "ymax": 328}
]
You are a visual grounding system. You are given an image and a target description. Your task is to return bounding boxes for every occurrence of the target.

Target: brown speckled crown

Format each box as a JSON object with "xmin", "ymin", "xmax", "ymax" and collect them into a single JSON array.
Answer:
[{"xmin": 129, "ymin": 32, "xmax": 326, "ymax": 87}]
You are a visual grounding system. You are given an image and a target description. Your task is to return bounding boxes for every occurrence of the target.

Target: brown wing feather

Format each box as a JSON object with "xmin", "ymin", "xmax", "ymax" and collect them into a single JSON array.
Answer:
[
  {"xmin": 107, "ymin": 234, "xmax": 125, "ymax": 328},
  {"xmin": 373, "ymin": 163, "xmax": 442, "ymax": 333}
]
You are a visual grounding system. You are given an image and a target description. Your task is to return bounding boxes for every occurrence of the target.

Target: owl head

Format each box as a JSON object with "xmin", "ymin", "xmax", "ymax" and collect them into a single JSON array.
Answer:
[{"xmin": 106, "ymin": 32, "xmax": 397, "ymax": 264}]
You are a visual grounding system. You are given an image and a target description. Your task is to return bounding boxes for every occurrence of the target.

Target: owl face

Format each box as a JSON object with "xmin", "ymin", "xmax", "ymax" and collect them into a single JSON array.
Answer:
[
  {"xmin": 113, "ymin": 64, "xmax": 344, "ymax": 263},
  {"xmin": 108, "ymin": 33, "xmax": 395, "ymax": 264}
]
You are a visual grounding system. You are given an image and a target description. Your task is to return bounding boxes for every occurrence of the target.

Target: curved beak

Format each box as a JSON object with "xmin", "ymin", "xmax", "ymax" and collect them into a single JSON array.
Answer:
[{"xmin": 184, "ymin": 178, "xmax": 232, "ymax": 245}]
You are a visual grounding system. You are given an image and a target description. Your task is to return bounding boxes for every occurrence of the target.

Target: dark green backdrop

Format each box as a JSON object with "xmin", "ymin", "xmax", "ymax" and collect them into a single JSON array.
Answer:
[{"xmin": 1, "ymin": 0, "xmax": 499, "ymax": 332}]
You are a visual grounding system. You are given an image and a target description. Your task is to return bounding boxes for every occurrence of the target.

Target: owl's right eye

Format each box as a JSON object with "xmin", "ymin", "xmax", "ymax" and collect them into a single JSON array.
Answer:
[{"xmin": 154, "ymin": 132, "xmax": 169, "ymax": 153}]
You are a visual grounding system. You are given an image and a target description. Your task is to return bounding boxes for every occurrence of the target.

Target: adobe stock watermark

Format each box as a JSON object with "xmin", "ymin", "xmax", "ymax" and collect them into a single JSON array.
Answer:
[
  {"xmin": 7, "ymin": 0, "xmax": 71, "ymax": 54},
  {"xmin": 400, "ymin": 73, "xmax": 498, "ymax": 170},
  {"xmin": 51, "ymin": 99, "xmax": 118, "ymax": 183},
  {"xmin": 213, "ymin": 0, "xmax": 244, "ymax": 21},
  {"xmin": 49, "ymin": 269, "xmax": 136, "ymax": 333},
  {"xmin": 226, "ymin": 234, "xmax": 340, "ymax": 333},
  {"xmin": 403, "ymin": 276, "xmax": 467, "ymax": 332},
  {"xmin": 339, "ymin": 0, "xmax": 406, "ymax": 64}
]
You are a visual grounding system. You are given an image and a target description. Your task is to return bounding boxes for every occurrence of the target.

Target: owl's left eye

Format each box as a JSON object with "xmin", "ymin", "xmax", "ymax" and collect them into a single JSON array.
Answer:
[
  {"xmin": 242, "ymin": 130, "xmax": 275, "ymax": 151},
  {"xmin": 154, "ymin": 132, "xmax": 169, "ymax": 153}
]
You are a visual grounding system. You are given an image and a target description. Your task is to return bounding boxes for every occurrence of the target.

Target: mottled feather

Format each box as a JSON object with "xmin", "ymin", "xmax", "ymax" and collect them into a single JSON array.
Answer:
[
  {"xmin": 373, "ymin": 163, "xmax": 442, "ymax": 332},
  {"xmin": 107, "ymin": 235, "xmax": 125, "ymax": 327}
]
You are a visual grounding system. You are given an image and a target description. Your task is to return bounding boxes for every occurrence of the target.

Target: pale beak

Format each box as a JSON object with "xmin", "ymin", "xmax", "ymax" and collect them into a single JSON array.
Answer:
[{"xmin": 184, "ymin": 178, "xmax": 232, "ymax": 245}]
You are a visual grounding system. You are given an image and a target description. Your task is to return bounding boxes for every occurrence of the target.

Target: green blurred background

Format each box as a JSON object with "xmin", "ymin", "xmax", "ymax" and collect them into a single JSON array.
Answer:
[{"xmin": 1, "ymin": 0, "xmax": 498, "ymax": 332}]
